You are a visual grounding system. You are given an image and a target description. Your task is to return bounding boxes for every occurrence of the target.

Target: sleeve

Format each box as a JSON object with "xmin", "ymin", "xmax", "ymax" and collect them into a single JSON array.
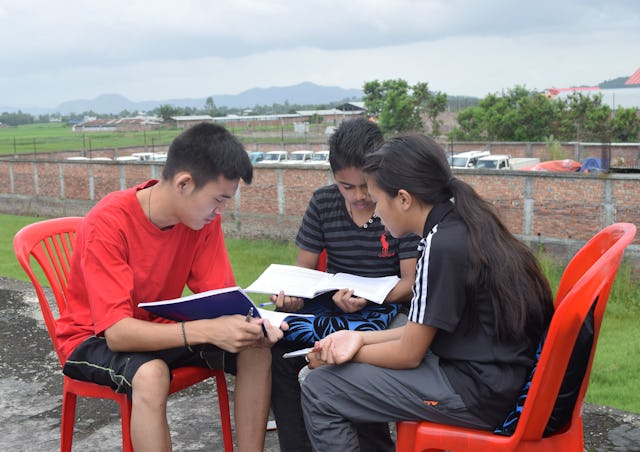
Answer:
[
  {"xmin": 294, "ymin": 190, "xmax": 325, "ymax": 254},
  {"xmin": 398, "ymin": 232, "xmax": 421, "ymax": 260},
  {"xmin": 410, "ymin": 227, "xmax": 468, "ymax": 332},
  {"xmin": 81, "ymin": 217, "xmax": 140, "ymax": 335}
]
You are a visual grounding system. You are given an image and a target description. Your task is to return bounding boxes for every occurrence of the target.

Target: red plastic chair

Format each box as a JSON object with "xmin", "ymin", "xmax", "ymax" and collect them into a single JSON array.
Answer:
[
  {"xmin": 395, "ymin": 222, "xmax": 636, "ymax": 452},
  {"xmin": 13, "ymin": 217, "xmax": 234, "ymax": 452}
]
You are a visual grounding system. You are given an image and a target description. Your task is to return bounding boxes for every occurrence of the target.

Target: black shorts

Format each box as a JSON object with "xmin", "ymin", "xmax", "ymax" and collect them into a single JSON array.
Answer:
[{"xmin": 62, "ymin": 336, "xmax": 237, "ymax": 398}]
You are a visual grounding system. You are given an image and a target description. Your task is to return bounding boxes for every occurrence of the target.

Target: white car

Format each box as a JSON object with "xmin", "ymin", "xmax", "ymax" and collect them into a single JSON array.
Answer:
[
  {"xmin": 261, "ymin": 150, "xmax": 288, "ymax": 163},
  {"xmin": 311, "ymin": 150, "xmax": 330, "ymax": 165},
  {"xmin": 285, "ymin": 150, "xmax": 314, "ymax": 163}
]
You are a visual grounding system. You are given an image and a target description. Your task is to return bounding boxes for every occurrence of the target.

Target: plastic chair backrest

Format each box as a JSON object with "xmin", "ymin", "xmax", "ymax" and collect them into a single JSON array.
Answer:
[
  {"xmin": 316, "ymin": 249, "xmax": 328, "ymax": 272},
  {"xmin": 13, "ymin": 216, "xmax": 82, "ymax": 364},
  {"xmin": 518, "ymin": 222, "xmax": 636, "ymax": 440},
  {"xmin": 396, "ymin": 222, "xmax": 636, "ymax": 451},
  {"xmin": 13, "ymin": 217, "xmax": 234, "ymax": 452}
]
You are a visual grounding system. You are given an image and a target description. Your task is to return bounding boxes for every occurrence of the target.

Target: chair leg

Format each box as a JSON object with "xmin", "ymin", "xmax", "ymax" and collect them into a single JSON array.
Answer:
[
  {"xmin": 395, "ymin": 421, "xmax": 418, "ymax": 452},
  {"xmin": 60, "ymin": 390, "xmax": 77, "ymax": 452},
  {"xmin": 215, "ymin": 372, "xmax": 234, "ymax": 452},
  {"xmin": 118, "ymin": 397, "xmax": 134, "ymax": 452}
]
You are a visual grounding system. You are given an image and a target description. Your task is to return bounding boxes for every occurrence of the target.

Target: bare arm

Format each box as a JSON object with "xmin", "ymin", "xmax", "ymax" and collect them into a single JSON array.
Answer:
[
  {"xmin": 296, "ymin": 248, "xmax": 319, "ymax": 269},
  {"xmin": 104, "ymin": 315, "xmax": 285, "ymax": 354},
  {"xmin": 383, "ymin": 257, "xmax": 417, "ymax": 304},
  {"xmin": 310, "ymin": 321, "xmax": 436, "ymax": 369}
]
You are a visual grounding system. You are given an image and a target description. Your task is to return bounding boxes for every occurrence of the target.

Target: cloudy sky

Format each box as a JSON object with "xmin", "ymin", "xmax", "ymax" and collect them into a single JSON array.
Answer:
[{"xmin": 1, "ymin": 0, "xmax": 639, "ymax": 109}]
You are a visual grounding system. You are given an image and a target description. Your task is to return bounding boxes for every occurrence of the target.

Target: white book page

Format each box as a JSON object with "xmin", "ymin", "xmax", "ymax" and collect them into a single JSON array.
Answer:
[
  {"xmin": 257, "ymin": 307, "xmax": 313, "ymax": 326},
  {"xmin": 245, "ymin": 264, "xmax": 400, "ymax": 303},
  {"xmin": 245, "ymin": 264, "xmax": 328, "ymax": 298},
  {"xmin": 329, "ymin": 273, "xmax": 400, "ymax": 303}
]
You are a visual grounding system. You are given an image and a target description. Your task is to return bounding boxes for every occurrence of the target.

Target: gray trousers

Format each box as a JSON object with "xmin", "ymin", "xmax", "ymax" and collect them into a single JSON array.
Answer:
[{"xmin": 300, "ymin": 352, "xmax": 492, "ymax": 451}]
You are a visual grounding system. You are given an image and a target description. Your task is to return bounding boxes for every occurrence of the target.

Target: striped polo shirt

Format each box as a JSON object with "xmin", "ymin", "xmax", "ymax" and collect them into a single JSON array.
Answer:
[{"xmin": 295, "ymin": 184, "xmax": 420, "ymax": 278}]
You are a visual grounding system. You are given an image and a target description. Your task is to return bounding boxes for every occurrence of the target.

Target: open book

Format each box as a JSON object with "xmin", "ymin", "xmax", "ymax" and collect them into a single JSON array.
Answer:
[
  {"xmin": 138, "ymin": 286, "xmax": 312, "ymax": 326},
  {"xmin": 245, "ymin": 264, "xmax": 400, "ymax": 304}
]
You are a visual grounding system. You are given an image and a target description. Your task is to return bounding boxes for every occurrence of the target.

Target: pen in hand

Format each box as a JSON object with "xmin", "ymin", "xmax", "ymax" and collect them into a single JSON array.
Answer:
[{"xmin": 245, "ymin": 307, "xmax": 254, "ymax": 322}]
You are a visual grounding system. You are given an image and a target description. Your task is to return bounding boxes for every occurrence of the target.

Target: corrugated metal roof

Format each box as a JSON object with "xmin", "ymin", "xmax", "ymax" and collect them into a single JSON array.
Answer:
[{"xmin": 625, "ymin": 67, "xmax": 640, "ymax": 85}]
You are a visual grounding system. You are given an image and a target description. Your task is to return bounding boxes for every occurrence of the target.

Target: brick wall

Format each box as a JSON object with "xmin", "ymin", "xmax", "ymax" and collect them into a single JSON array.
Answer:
[{"xmin": 1, "ymin": 157, "xmax": 639, "ymax": 269}]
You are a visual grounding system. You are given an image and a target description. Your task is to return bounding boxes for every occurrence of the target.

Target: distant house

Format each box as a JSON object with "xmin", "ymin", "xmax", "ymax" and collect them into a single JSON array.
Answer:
[
  {"xmin": 544, "ymin": 78, "xmax": 640, "ymax": 109},
  {"xmin": 72, "ymin": 116, "xmax": 163, "ymax": 132},
  {"xmin": 296, "ymin": 108, "xmax": 364, "ymax": 123},
  {"xmin": 336, "ymin": 101, "xmax": 366, "ymax": 112},
  {"xmin": 625, "ymin": 67, "xmax": 640, "ymax": 86},
  {"xmin": 169, "ymin": 115, "xmax": 214, "ymax": 129}
]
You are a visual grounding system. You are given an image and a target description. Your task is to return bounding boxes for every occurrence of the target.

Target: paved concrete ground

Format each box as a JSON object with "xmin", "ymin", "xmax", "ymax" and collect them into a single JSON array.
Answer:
[{"xmin": 2, "ymin": 276, "xmax": 639, "ymax": 451}]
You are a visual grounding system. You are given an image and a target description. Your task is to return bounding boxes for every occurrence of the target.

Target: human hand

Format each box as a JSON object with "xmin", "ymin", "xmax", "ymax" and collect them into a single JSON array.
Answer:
[
  {"xmin": 204, "ymin": 315, "xmax": 285, "ymax": 353},
  {"xmin": 306, "ymin": 348, "xmax": 327, "ymax": 370},
  {"xmin": 271, "ymin": 290, "xmax": 305, "ymax": 312},
  {"xmin": 332, "ymin": 289, "xmax": 368, "ymax": 313},
  {"xmin": 312, "ymin": 330, "xmax": 363, "ymax": 365},
  {"xmin": 257, "ymin": 317, "xmax": 288, "ymax": 347}
]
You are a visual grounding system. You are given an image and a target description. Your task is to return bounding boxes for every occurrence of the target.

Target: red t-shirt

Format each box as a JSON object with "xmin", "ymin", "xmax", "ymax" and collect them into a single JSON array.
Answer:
[{"xmin": 56, "ymin": 180, "xmax": 236, "ymax": 360}]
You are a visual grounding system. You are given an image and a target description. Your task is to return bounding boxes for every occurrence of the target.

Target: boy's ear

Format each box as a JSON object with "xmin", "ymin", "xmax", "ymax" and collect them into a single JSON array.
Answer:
[
  {"xmin": 397, "ymin": 189, "xmax": 412, "ymax": 210},
  {"xmin": 173, "ymin": 172, "xmax": 194, "ymax": 192}
]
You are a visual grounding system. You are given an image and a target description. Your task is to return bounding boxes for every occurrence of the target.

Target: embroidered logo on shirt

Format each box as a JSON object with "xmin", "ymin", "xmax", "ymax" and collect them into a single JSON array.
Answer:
[
  {"xmin": 423, "ymin": 400, "xmax": 439, "ymax": 406},
  {"xmin": 378, "ymin": 232, "xmax": 396, "ymax": 258}
]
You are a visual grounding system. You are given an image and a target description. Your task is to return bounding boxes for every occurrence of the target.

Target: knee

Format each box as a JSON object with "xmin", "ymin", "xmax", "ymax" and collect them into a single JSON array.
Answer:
[
  {"xmin": 131, "ymin": 359, "xmax": 171, "ymax": 405},
  {"xmin": 300, "ymin": 365, "xmax": 321, "ymax": 402},
  {"xmin": 239, "ymin": 346, "xmax": 271, "ymax": 372}
]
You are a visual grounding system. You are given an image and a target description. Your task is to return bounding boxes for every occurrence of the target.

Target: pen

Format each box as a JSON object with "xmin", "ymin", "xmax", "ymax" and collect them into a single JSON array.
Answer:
[
  {"xmin": 259, "ymin": 302, "xmax": 275, "ymax": 307},
  {"xmin": 245, "ymin": 307, "xmax": 254, "ymax": 322}
]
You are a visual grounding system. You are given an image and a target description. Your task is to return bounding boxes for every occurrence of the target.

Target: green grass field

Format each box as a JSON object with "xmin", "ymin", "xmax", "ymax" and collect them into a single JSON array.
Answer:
[
  {"xmin": 2, "ymin": 213, "xmax": 638, "ymax": 414},
  {"xmin": 0, "ymin": 122, "xmax": 326, "ymax": 155},
  {"xmin": 0, "ymin": 123, "xmax": 183, "ymax": 155}
]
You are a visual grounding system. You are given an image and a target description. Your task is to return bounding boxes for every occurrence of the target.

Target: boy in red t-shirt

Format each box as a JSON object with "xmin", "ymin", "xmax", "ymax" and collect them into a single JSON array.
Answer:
[{"xmin": 57, "ymin": 123, "xmax": 286, "ymax": 451}]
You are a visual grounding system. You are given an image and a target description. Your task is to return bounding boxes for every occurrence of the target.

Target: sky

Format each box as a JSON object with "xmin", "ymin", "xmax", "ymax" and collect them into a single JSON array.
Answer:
[{"xmin": 1, "ymin": 0, "xmax": 639, "ymax": 109}]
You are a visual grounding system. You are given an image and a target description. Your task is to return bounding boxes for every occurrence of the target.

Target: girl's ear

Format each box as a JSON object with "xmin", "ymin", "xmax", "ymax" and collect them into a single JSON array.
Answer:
[{"xmin": 397, "ymin": 189, "xmax": 412, "ymax": 210}]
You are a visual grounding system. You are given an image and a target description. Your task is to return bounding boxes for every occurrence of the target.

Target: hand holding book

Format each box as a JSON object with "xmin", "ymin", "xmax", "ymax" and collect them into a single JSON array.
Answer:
[{"xmin": 138, "ymin": 286, "xmax": 313, "ymax": 329}]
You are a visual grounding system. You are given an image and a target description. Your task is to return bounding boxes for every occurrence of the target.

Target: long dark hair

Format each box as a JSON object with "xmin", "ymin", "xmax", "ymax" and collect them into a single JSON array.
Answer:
[{"xmin": 363, "ymin": 134, "xmax": 553, "ymax": 342}]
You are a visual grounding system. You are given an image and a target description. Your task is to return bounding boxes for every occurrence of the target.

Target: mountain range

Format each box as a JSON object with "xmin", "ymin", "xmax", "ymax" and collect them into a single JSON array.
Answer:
[{"xmin": 4, "ymin": 82, "xmax": 364, "ymax": 115}]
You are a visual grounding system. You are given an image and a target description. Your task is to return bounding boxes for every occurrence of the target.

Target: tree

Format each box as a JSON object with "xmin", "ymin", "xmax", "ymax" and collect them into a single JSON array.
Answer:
[
  {"xmin": 562, "ymin": 92, "xmax": 612, "ymax": 142},
  {"xmin": 610, "ymin": 108, "xmax": 640, "ymax": 142},
  {"xmin": 363, "ymin": 79, "xmax": 447, "ymax": 134},
  {"xmin": 204, "ymin": 96, "xmax": 217, "ymax": 116},
  {"xmin": 452, "ymin": 106, "xmax": 486, "ymax": 140},
  {"xmin": 448, "ymin": 86, "xmax": 639, "ymax": 143},
  {"xmin": 424, "ymin": 91, "xmax": 448, "ymax": 136},
  {"xmin": 157, "ymin": 104, "xmax": 181, "ymax": 121}
]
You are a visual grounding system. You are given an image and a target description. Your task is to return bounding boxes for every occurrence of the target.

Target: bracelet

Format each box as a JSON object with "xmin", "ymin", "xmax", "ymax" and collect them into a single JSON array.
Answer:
[{"xmin": 180, "ymin": 321, "xmax": 194, "ymax": 353}]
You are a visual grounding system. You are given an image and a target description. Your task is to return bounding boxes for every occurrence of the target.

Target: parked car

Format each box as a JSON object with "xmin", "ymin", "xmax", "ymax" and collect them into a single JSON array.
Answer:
[
  {"xmin": 115, "ymin": 156, "xmax": 140, "ymax": 162},
  {"xmin": 248, "ymin": 151, "xmax": 265, "ymax": 164},
  {"xmin": 476, "ymin": 155, "xmax": 540, "ymax": 170},
  {"xmin": 285, "ymin": 150, "xmax": 314, "ymax": 163},
  {"xmin": 311, "ymin": 150, "xmax": 330, "ymax": 164},
  {"xmin": 261, "ymin": 150, "xmax": 288, "ymax": 163},
  {"xmin": 130, "ymin": 152, "xmax": 166, "ymax": 162},
  {"xmin": 449, "ymin": 150, "xmax": 491, "ymax": 168},
  {"xmin": 65, "ymin": 156, "xmax": 90, "ymax": 161}
]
